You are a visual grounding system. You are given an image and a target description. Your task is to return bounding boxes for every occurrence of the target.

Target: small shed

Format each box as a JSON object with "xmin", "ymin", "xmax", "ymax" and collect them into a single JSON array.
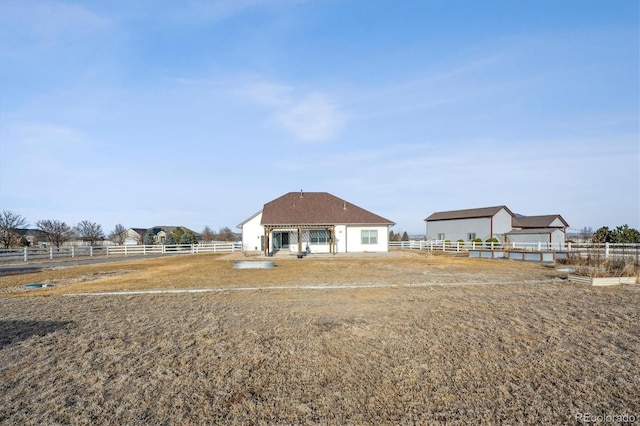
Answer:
[{"xmin": 506, "ymin": 228, "xmax": 566, "ymax": 249}]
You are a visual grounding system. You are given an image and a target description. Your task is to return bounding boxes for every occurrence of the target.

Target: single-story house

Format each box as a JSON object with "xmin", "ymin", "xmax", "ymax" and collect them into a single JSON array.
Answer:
[
  {"xmin": 237, "ymin": 191, "xmax": 395, "ymax": 255},
  {"xmin": 425, "ymin": 207, "xmax": 569, "ymax": 245},
  {"xmin": 124, "ymin": 228, "xmax": 147, "ymax": 245},
  {"xmin": 146, "ymin": 226, "xmax": 200, "ymax": 244},
  {"xmin": 16, "ymin": 228, "xmax": 39, "ymax": 246}
]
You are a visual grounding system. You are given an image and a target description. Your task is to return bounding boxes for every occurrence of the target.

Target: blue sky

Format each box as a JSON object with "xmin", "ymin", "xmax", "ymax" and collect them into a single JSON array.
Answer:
[{"xmin": 1, "ymin": 0, "xmax": 638, "ymax": 236}]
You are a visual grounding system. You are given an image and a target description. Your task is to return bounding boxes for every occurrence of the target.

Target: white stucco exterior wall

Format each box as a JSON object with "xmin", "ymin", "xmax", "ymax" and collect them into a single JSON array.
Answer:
[
  {"xmin": 240, "ymin": 212, "xmax": 264, "ymax": 252},
  {"xmin": 239, "ymin": 213, "xmax": 390, "ymax": 254},
  {"xmin": 345, "ymin": 225, "xmax": 389, "ymax": 252}
]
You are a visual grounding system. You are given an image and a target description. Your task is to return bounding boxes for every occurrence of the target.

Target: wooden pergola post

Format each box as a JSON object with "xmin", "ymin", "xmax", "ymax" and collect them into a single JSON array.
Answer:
[{"xmin": 264, "ymin": 226, "xmax": 273, "ymax": 256}]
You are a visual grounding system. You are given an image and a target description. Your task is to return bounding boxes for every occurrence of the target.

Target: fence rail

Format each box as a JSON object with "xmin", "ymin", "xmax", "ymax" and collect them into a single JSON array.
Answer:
[
  {"xmin": 0, "ymin": 243, "xmax": 241, "ymax": 263},
  {"xmin": 389, "ymin": 240, "xmax": 640, "ymax": 259}
]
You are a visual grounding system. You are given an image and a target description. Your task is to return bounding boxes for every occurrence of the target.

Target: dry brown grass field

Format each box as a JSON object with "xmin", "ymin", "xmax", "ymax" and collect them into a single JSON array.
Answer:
[{"xmin": 1, "ymin": 250, "xmax": 639, "ymax": 424}]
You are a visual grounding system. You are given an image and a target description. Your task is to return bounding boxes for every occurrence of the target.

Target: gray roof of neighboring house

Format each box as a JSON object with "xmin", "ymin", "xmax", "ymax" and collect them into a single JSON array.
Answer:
[
  {"xmin": 260, "ymin": 192, "xmax": 395, "ymax": 226},
  {"xmin": 149, "ymin": 226, "xmax": 201, "ymax": 237},
  {"xmin": 512, "ymin": 215, "xmax": 569, "ymax": 228},
  {"xmin": 425, "ymin": 206, "xmax": 514, "ymax": 222}
]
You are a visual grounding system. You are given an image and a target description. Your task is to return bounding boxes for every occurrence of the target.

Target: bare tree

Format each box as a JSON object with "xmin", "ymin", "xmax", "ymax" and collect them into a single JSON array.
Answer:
[
  {"xmin": 36, "ymin": 219, "xmax": 74, "ymax": 248},
  {"xmin": 201, "ymin": 225, "xmax": 215, "ymax": 243},
  {"xmin": 74, "ymin": 220, "xmax": 105, "ymax": 246},
  {"xmin": 216, "ymin": 226, "xmax": 236, "ymax": 242},
  {"xmin": 579, "ymin": 226, "xmax": 594, "ymax": 242},
  {"xmin": 0, "ymin": 210, "xmax": 28, "ymax": 248},
  {"xmin": 108, "ymin": 224, "xmax": 127, "ymax": 245}
]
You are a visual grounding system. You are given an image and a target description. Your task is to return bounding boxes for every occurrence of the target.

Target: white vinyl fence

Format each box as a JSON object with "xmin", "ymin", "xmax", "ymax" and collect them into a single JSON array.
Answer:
[
  {"xmin": 389, "ymin": 240, "xmax": 640, "ymax": 259},
  {"xmin": 0, "ymin": 243, "xmax": 241, "ymax": 263}
]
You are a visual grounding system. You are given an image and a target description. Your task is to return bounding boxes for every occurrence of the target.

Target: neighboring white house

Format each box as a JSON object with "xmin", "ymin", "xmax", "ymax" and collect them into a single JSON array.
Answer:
[
  {"xmin": 425, "ymin": 206, "xmax": 515, "ymax": 242},
  {"xmin": 425, "ymin": 206, "xmax": 569, "ymax": 246},
  {"xmin": 237, "ymin": 191, "xmax": 395, "ymax": 255},
  {"xmin": 123, "ymin": 228, "xmax": 147, "ymax": 245}
]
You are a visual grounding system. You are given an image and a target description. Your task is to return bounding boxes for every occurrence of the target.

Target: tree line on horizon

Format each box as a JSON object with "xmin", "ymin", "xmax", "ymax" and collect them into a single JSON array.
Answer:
[
  {"xmin": 0, "ymin": 210, "xmax": 238, "ymax": 249},
  {"xmin": 1, "ymin": 210, "xmax": 638, "ymax": 249},
  {"xmin": 576, "ymin": 225, "xmax": 640, "ymax": 244}
]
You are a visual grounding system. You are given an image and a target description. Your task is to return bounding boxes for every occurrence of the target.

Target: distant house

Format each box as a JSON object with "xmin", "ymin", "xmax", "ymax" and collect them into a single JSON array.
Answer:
[
  {"xmin": 16, "ymin": 228, "xmax": 39, "ymax": 246},
  {"xmin": 238, "ymin": 191, "xmax": 395, "ymax": 255},
  {"xmin": 425, "ymin": 207, "xmax": 569, "ymax": 246},
  {"xmin": 124, "ymin": 228, "xmax": 147, "ymax": 245},
  {"xmin": 146, "ymin": 226, "xmax": 200, "ymax": 244}
]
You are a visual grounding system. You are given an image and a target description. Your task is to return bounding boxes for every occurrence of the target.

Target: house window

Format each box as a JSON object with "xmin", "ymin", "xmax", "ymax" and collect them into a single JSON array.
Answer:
[
  {"xmin": 309, "ymin": 230, "xmax": 330, "ymax": 244},
  {"xmin": 361, "ymin": 230, "xmax": 378, "ymax": 244},
  {"xmin": 437, "ymin": 233, "xmax": 445, "ymax": 240},
  {"xmin": 467, "ymin": 233, "xmax": 476, "ymax": 241}
]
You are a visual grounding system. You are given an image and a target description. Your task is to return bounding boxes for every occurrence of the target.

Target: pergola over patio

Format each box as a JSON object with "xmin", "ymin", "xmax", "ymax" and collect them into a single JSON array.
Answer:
[{"xmin": 263, "ymin": 224, "xmax": 336, "ymax": 256}]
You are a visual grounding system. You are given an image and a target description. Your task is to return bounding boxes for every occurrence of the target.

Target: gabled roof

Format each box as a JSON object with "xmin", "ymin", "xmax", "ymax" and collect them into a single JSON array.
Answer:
[
  {"xmin": 237, "ymin": 210, "xmax": 262, "ymax": 229},
  {"xmin": 128, "ymin": 228, "xmax": 147, "ymax": 236},
  {"xmin": 425, "ymin": 206, "xmax": 514, "ymax": 222},
  {"xmin": 512, "ymin": 215, "xmax": 569, "ymax": 228},
  {"xmin": 150, "ymin": 226, "xmax": 200, "ymax": 237},
  {"xmin": 17, "ymin": 228, "xmax": 39, "ymax": 236},
  {"xmin": 260, "ymin": 192, "xmax": 395, "ymax": 226}
]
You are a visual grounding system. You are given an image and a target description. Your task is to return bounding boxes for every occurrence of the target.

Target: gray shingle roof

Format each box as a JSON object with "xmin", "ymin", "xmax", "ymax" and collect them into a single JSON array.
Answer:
[
  {"xmin": 512, "ymin": 215, "xmax": 568, "ymax": 228},
  {"xmin": 260, "ymin": 192, "xmax": 395, "ymax": 226},
  {"xmin": 425, "ymin": 206, "xmax": 513, "ymax": 222}
]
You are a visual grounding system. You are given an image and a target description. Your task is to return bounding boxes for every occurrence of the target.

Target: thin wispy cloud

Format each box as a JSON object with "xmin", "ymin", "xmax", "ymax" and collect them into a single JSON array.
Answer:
[
  {"xmin": 275, "ymin": 92, "xmax": 346, "ymax": 142},
  {"xmin": 0, "ymin": 1, "xmax": 110, "ymax": 49},
  {"xmin": 240, "ymin": 79, "xmax": 347, "ymax": 142}
]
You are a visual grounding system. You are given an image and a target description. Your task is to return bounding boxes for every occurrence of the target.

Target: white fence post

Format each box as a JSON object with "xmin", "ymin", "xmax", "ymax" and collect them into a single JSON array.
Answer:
[
  {"xmin": 50, "ymin": 248, "xmax": 53, "ymax": 259},
  {"xmin": 605, "ymin": 242, "xmax": 610, "ymax": 258},
  {"xmin": 24, "ymin": 247, "xmax": 28, "ymax": 261},
  {"xmin": 90, "ymin": 246, "xmax": 93, "ymax": 257},
  {"xmin": 71, "ymin": 247, "xmax": 75, "ymax": 258}
]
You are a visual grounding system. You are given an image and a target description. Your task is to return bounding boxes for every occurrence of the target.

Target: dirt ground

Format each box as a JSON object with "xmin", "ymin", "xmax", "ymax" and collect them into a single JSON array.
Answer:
[
  {"xmin": 1, "ymin": 250, "xmax": 638, "ymax": 424},
  {"xmin": 0, "ymin": 250, "xmax": 561, "ymax": 296}
]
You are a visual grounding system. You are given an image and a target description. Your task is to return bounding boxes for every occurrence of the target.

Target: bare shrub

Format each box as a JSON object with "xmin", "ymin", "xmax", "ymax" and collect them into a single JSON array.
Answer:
[{"xmin": 559, "ymin": 253, "xmax": 639, "ymax": 278}]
